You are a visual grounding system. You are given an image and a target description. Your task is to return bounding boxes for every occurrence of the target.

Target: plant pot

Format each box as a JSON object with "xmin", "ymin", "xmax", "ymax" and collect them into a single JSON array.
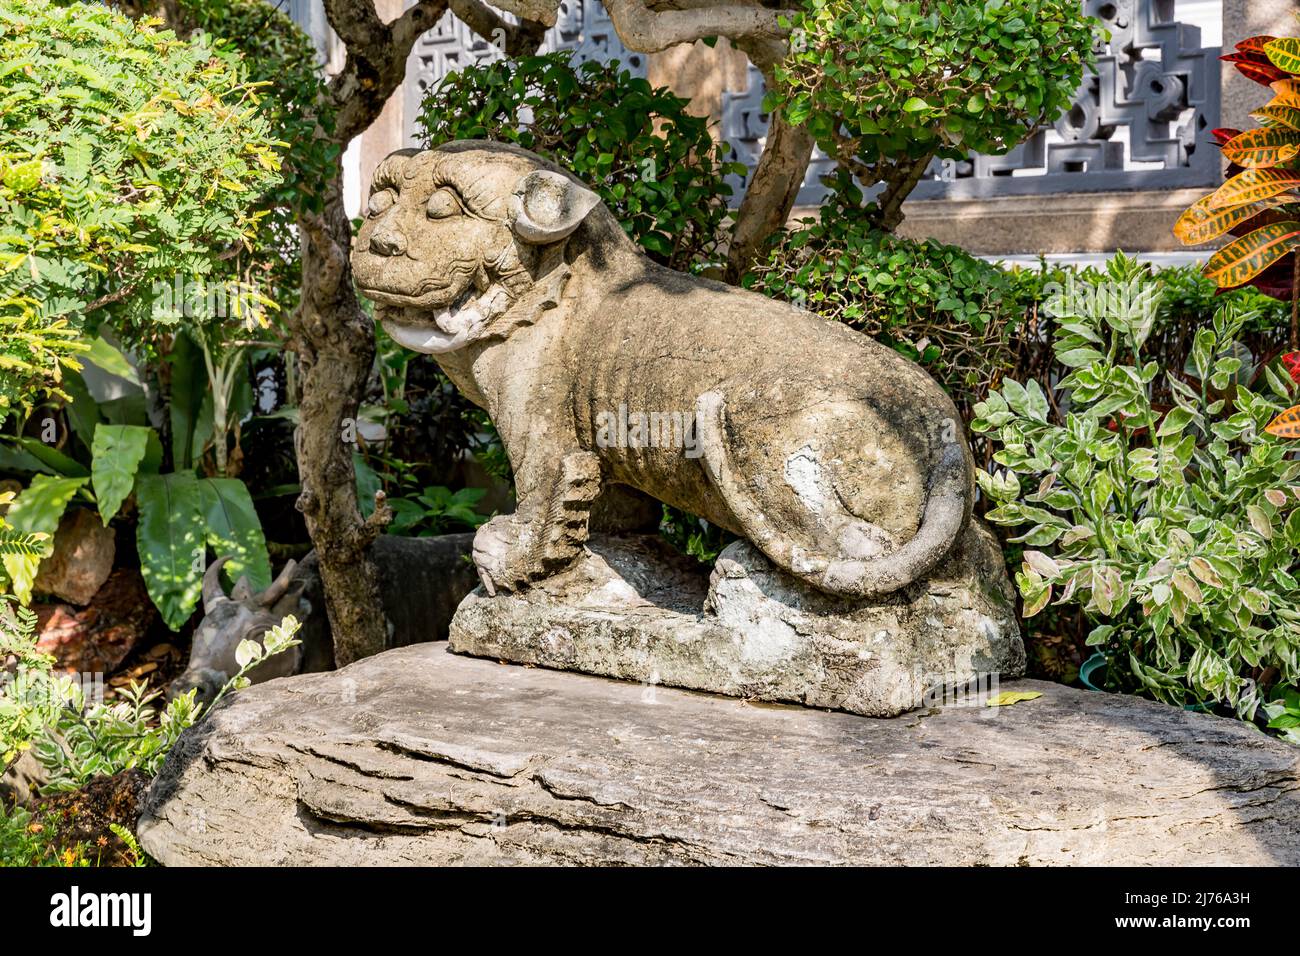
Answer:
[
  {"xmin": 1079, "ymin": 651, "xmax": 1108, "ymax": 692},
  {"xmin": 1078, "ymin": 651, "xmax": 1213, "ymax": 712}
]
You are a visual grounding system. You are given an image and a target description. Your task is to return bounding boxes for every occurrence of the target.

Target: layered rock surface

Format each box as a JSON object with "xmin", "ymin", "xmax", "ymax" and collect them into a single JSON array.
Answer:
[{"xmin": 138, "ymin": 644, "xmax": 1300, "ymax": 866}]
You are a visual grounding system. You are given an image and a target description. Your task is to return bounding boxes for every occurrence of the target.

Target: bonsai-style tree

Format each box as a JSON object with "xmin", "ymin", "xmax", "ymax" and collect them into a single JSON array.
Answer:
[{"xmin": 770, "ymin": 0, "xmax": 1096, "ymax": 233}]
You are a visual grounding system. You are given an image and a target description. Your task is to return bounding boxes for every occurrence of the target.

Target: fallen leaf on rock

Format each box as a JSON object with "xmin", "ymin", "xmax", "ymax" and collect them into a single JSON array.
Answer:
[{"xmin": 986, "ymin": 691, "xmax": 1044, "ymax": 707}]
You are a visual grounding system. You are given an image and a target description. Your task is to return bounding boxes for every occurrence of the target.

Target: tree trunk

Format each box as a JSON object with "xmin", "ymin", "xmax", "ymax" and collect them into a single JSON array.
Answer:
[
  {"xmin": 874, "ymin": 150, "xmax": 937, "ymax": 233},
  {"xmin": 289, "ymin": 166, "xmax": 391, "ymax": 666},
  {"xmin": 722, "ymin": 56, "xmax": 811, "ymax": 283},
  {"xmin": 724, "ymin": 102, "xmax": 814, "ymax": 284}
]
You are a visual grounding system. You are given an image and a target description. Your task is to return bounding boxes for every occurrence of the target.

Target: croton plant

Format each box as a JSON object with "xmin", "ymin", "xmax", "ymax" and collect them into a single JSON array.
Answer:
[{"xmin": 1175, "ymin": 26, "xmax": 1300, "ymax": 439}]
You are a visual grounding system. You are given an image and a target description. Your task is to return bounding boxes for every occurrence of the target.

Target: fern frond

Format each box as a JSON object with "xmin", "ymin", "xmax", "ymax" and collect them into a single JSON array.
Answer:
[{"xmin": 0, "ymin": 527, "xmax": 47, "ymax": 557}]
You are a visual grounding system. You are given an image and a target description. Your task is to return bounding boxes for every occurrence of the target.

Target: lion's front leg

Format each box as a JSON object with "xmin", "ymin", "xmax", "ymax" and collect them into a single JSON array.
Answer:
[{"xmin": 472, "ymin": 450, "xmax": 603, "ymax": 595}]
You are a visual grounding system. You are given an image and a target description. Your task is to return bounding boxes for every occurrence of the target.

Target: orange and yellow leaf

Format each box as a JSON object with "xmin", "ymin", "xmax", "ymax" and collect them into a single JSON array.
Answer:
[
  {"xmin": 1266, "ymin": 404, "xmax": 1300, "ymax": 438},
  {"xmin": 1222, "ymin": 126, "xmax": 1300, "ymax": 167},
  {"xmin": 1253, "ymin": 104, "xmax": 1300, "ymax": 131},
  {"xmin": 1270, "ymin": 79, "xmax": 1300, "ymax": 107},
  {"xmin": 1208, "ymin": 168, "xmax": 1300, "ymax": 210},
  {"xmin": 1174, "ymin": 195, "xmax": 1286, "ymax": 245},
  {"xmin": 1203, "ymin": 220, "xmax": 1300, "ymax": 288}
]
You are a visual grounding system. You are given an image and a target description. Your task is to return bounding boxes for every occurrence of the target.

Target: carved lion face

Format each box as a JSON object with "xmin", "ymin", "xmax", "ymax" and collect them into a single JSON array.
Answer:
[{"xmin": 352, "ymin": 142, "xmax": 600, "ymax": 354}]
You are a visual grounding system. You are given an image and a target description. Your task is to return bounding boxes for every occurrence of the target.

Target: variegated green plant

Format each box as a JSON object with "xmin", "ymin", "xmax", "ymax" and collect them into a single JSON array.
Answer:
[{"xmin": 972, "ymin": 255, "xmax": 1300, "ymax": 720}]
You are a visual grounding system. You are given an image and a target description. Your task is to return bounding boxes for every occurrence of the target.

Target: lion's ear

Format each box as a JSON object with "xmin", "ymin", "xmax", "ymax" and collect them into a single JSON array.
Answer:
[{"xmin": 509, "ymin": 170, "xmax": 600, "ymax": 244}]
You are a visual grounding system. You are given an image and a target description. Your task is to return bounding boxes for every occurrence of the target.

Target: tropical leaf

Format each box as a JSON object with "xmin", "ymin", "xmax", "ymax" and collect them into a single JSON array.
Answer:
[
  {"xmin": 1204, "ymin": 220, "xmax": 1300, "ymax": 288},
  {"xmin": 1208, "ymin": 167, "xmax": 1300, "ymax": 209},
  {"xmin": 90, "ymin": 423, "xmax": 152, "ymax": 524},
  {"xmin": 1266, "ymin": 404, "xmax": 1300, "ymax": 438},
  {"xmin": 197, "ymin": 477, "xmax": 271, "ymax": 591},
  {"xmin": 16, "ymin": 437, "xmax": 87, "ymax": 477},
  {"xmin": 167, "ymin": 331, "xmax": 213, "ymax": 472},
  {"xmin": 1271, "ymin": 78, "xmax": 1300, "ymax": 106},
  {"xmin": 1222, "ymin": 126, "xmax": 1300, "ymax": 167},
  {"xmin": 1, "ymin": 474, "xmax": 87, "ymax": 602},
  {"xmin": 1223, "ymin": 51, "xmax": 1289, "ymax": 86},
  {"xmin": 1254, "ymin": 104, "xmax": 1300, "ymax": 132},
  {"xmin": 81, "ymin": 336, "xmax": 140, "ymax": 387},
  {"xmin": 1211, "ymin": 127, "xmax": 1242, "ymax": 146},
  {"xmin": 135, "ymin": 471, "xmax": 206, "ymax": 630},
  {"xmin": 1238, "ymin": 36, "xmax": 1279, "ymax": 55},
  {"xmin": 1265, "ymin": 37, "xmax": 1300, "ymax": 76},
  {"xmin": 1174, "ymin": 194, "xmax": 1285, "ymax": 245}
]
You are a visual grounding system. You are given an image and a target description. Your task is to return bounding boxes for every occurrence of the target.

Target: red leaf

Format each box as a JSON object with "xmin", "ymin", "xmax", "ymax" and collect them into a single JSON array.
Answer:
[
  {"xmin": 1282, "ymin": 351, "xmax": 1300, "ymax": 384},
  {"xmin": 1223, "ymin": 52, "xmax": 1290, "ymax": 86},
  {"xmin": 1212, "ymin": 127, "xmax": 1243, "ymax": 146},
  {"xmin": 1238, "ymin": 36, "xmax": 1279, "ymax": 55}
]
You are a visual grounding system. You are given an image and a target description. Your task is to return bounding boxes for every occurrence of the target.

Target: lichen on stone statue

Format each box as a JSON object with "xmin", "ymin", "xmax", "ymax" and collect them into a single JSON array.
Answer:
[{"xmin": 352, "ymin": 140, "xmax": 1022, "ymax": 716}]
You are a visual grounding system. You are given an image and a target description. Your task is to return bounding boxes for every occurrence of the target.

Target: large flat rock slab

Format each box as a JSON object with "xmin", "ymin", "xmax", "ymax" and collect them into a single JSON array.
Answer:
[
  {"xmin": 138, "ymin": 645, "xmax": 1300, "ymax": 866},
  {"xmin": 450, "ymin": 525, "xmax": 1023, "ymax": 718}
]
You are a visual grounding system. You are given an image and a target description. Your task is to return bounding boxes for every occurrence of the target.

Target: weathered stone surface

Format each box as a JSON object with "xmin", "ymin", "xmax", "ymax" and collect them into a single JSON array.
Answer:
[
  {"xmin": 450, "ymin": 523, "xmax": 1022, "ymax": 717},
  {"xmin": 138, "ymin": 645, "xmax": 1300, "ymax": 866},
  {"xmin": 353, "ymin": 142, "xmax": 983, "ymax": 605},
  {"xmin": 33, "ymin": 507, "xmax": 115, "ymax": 606}
]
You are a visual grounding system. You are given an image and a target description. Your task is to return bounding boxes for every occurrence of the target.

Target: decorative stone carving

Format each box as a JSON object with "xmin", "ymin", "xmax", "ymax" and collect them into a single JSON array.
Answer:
[
  {"xmin": 450, "ymin": 525, "xmax": 1022, "ymax": 717},
  {"xmin": 352, "ymin": 141, "xmax": 1021, "ymax": 713}
]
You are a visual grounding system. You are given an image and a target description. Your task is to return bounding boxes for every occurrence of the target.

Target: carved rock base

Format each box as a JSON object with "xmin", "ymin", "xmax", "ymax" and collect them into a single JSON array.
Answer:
[{"xmin": 449, "ymin": 522, "xmax": 1024, "ymax": 718}]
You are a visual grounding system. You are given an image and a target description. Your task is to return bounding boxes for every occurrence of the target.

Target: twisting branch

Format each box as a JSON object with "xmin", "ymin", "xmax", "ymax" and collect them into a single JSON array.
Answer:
[
  {"xmin": 324, "ymin": 0, "xmax": 450, "ymax": 143},
  {"xmin": 604, "ymin": 0, "xmax": 793, "ymax": 53},
  {"xmin": 873, "ymin": 151, "xmax": 936, "ymax": 232},
  {"xmin": 450, "ymin": 0, "xmax": 547, "ymax": 57},
  {"xmin": 723, "ymin": 35, "xmax": 811, "ymax": 282}
]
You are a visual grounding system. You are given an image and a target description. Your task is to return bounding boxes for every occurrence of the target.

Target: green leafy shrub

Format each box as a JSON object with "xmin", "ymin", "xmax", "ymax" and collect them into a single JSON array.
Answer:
[
  {"xmin": 777, "ymin": 0, "xmax": 1096, "ymax": 156},
  {"xmin": 112, "ymin": 0, "xmax": 338, "ymax": 343},
  {"xmin": 771, "ymin": 0, "xmax": 1096, "ymax": 229},
  {"xmin": 0, "ymin": 0, "xmax": 283, "ymax": 338},
  {"xmin": 417, "ymin": 53, "xmax": 742, "ymax": 271},
  {"xmin": 972, "ymin": 255, "xmax": 1300, "ymax": 719},
  {"xmin": 386, "ymin": 485, "xmax": 488, "ymax": 537},
  {"xmin": 744, "ymin": 194, "xmax": 1021, "ymax": 403}
]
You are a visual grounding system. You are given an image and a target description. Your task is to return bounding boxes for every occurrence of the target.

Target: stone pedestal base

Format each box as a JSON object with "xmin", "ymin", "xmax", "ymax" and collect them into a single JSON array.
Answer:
[
  {"xmin": 137, "ymin": 645, "xmax": 1300, "ymax": 866},
  {"xmin": 449, "ymin": 522, "xmax": 1023, "ymax": 717}
]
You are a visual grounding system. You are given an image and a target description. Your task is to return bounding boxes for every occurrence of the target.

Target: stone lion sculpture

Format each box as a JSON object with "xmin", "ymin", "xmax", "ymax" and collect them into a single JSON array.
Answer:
[{"xmin": 353, "ymin": 141, "xmax": 974, "ymax": 601}]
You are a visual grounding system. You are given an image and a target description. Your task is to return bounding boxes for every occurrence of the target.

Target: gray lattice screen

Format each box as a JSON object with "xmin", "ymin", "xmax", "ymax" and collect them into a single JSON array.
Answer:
[{"xmin": 390, "ymin": 0, "xmax": 1220, "ymax": 202}]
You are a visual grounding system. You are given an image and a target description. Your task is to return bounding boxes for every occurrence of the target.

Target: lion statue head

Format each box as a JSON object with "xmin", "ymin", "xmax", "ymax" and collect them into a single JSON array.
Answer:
[{"xmin": 352, "ymin": 140, "xmax": 631, "ymax": 354}]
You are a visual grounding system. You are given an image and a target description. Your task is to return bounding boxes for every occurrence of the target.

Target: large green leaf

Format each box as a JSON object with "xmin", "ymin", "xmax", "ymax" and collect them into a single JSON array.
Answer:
[
  {"xmin": 198, "ymin": 477, "xmax": 271, "ymax": 591},
  {"xmin": 135, "ymin": 472, "xmax": 207, "ymax": 630},
  {"xmin": 62, "ymin": 369, "xmax": 102, "ymax": 456},
  {"xmin": 167, "ymin": 331, "xmax": 213, "ymax": 471},
  {"xmin": 17, "ymin": 438, "xmax": 88, "ymax": 477},
  {"xmin": 2, "ymin": 475, "xmax": 88, "ymax": 602},
  {"xmin": 82, "ymin": 336, "xmax": 140, "ymax": 387},
  {"xmin": 90, "ymin": 423, "xmax": 152, "ymax": 525}
]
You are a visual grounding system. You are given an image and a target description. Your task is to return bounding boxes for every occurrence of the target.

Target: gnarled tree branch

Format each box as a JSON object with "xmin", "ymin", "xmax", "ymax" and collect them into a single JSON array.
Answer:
[
  {"xmin": 605, "ymin": 0, "xmax": 792, "ymax": 53},
  {"xmin": 449, "ymin": 0, "xmax": 548, "ymax": 57}
]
